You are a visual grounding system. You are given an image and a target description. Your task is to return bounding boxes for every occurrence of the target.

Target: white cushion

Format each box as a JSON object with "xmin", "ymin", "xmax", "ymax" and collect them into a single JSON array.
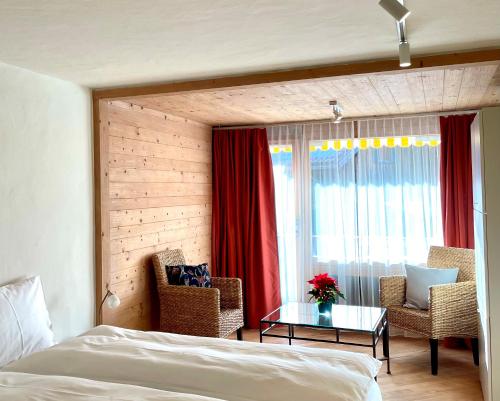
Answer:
[
  {"xmin": 404, "ymin": 264, "xmax": 459, "ymax": 310},
  {"xmin": 0, "ymin": 276, "xmax": 54, "ymax": 367},
  {"xmin": 0, "ymin": 293, "xmax": 22, "ymax": 367}
]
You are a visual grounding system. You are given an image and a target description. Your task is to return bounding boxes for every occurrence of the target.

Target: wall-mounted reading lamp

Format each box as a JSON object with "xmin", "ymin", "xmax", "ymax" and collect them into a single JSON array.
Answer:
[{"xmin": 98, "ymin": 285, "xmax": 120, "ymax": 324}]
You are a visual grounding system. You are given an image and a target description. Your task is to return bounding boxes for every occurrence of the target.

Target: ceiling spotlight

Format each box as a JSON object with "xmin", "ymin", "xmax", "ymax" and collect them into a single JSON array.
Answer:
[
  {"xmin": 380, "ymin": 0, "xmax": 412, "ymax": 68},
  {"xmin": 397, "ymin": 17, "xmax": 411, "ymax": 67},
  {"xmin": 330, "ymin": 100, "xmax": 343, "ymax": 124},
  {"xmin": 379, "ymin": 0, "xmax": 410, "ymax": 22},
  {"xmin": 399, "ymin": 41, "xmax": 411, "ymax": 67}
]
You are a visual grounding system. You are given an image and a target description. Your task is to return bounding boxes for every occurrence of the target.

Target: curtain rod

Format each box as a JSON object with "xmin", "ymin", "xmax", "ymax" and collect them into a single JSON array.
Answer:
[{"xmin": 214, "ymin": 109, "xmax": 479, "ymax": 130}]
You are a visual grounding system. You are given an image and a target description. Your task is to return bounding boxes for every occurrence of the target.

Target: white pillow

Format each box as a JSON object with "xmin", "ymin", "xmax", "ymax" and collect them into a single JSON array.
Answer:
[
  {"xmin": 404, "ymin": 264, "xmax": 459, "ymax": 310},
  {"xmin": 0, "ymin": 276, "xmax": 54, "ymax": 367}
]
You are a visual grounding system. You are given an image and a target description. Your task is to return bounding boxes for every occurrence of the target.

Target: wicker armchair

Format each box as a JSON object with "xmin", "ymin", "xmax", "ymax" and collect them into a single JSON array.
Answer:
[
  {"xmin": 380, "ymin": 246, "xmax": 478, "ymax": 375},
  {"xmin": 152, "ymin": 248, "xmax": 244, "ymax": 339}
]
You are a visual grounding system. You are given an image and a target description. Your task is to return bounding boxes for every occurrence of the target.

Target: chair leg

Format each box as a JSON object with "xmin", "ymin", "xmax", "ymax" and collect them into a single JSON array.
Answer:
[
  {"xmin": 430, "ymin": 339, "xmax": 438, "ymax": 375},
  {"xmin": 472, "ymin": 338, "xmax": 479, "ymax": 366},
  {"xmin": 236, "ymin": 328, "xmax": 243, "ymax": 341}
]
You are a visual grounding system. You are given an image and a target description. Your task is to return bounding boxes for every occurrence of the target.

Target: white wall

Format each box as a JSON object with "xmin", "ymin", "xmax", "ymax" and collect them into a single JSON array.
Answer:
[{"xmin": 0, "ymin": 62, "xmax": 94, "ymax": 341}]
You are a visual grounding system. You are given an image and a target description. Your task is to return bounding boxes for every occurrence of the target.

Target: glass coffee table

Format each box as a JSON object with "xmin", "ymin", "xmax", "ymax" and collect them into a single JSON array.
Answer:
[{"xmin": 260, "ymin": 302, "xmax": 390, "ymax": 374}]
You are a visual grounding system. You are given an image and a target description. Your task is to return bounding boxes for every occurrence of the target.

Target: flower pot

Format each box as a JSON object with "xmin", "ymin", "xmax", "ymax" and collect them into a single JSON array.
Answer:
[{"xmin": 317, "ymin": 301, "xmax": 334, "ymax": 314}]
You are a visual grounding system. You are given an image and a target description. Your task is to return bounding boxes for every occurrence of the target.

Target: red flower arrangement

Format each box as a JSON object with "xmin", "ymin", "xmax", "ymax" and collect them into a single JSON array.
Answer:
[{"xmin": 308, "ymin": 273, "xmax": 345, "ymax": 305}]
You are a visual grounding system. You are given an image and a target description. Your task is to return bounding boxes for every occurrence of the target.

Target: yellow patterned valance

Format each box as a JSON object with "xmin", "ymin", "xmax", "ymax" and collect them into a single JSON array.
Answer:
[{"xmin": 270, "ymin": 136, "xmax": 440, "ymax": 154}]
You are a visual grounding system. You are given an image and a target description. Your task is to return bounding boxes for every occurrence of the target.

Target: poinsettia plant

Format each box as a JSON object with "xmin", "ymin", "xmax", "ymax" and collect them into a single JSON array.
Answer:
[{"xmin": 308, "ymin": 273, "xmax": 345, "ymax": 304}]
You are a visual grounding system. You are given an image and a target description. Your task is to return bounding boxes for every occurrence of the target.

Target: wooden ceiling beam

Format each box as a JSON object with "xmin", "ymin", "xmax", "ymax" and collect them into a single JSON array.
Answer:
[{"xmin": 93, "ymin": 48, "xmax": 500, "ymax": 100}]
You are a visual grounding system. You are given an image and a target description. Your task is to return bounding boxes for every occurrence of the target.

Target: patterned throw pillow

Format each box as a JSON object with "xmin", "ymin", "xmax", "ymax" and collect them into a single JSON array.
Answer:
[
  {"xmin": 165, "ymin": 263, "xmax": 212, "ymax": 288},
  {"xmin": 165, "ymin": 265, "xmax": 184, "ymax": 285}
]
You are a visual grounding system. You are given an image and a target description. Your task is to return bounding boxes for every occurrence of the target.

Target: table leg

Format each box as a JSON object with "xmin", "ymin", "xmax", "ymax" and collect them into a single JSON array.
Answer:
[
  {"xmin": 336, "ymin": 328, "xmax": 340, "ymax": 343},
  {"xmin": 259, "ymin": 322, "xmax": 263, "ymax": 343},
  {"xmin": 288, "ymin": 324, "xmax": 293, "ymax": 345},
  {"xmin": 372, "ymin": 333, "xmax": 377, "ymax": 358},
  {"xmin": 383, "ymin": 317, "xmax": 391, "ymax": 374},
  {"xmin": 372, "ymin": 333, "xmax": 378, "ymax": 382}
]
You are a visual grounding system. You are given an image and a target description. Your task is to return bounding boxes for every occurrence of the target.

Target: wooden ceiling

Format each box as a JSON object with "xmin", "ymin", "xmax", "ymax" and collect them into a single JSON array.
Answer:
[{"xmin": 125, "ymin": 61, "xmax": 500, "ymax": 126}]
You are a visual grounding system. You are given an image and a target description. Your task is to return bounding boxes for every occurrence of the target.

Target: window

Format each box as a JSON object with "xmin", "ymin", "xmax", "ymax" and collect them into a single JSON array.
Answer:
[{"xmin": 269, "ymin": 118, "xmax": 443, "ymax": 306}]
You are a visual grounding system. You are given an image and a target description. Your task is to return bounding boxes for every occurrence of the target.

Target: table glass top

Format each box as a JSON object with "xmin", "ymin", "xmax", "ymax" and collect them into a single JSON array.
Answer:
[{"xmin": 261, "ymin": 302, "xmax": 386, "ymax": 333}]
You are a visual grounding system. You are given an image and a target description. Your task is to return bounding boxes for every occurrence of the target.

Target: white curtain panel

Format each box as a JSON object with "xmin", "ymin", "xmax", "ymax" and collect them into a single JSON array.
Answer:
[
  {"xmin": 355, "ymin": 117, "xmax": 443, "ymax": 305},
  {"xmin": 268, "ymin": 124, "xmax": 304, "ymax": 304},
  {"xmin": 268, "ymin": 116, "xmax": 443, "ymax": 307}
]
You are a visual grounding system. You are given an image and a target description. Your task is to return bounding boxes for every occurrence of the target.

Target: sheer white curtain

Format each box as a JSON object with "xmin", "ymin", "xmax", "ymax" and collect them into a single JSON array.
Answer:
[
  {"xmin": 269, "ymin": 122, "xmax": 359, "ymax": 304},
  {"xmin": 355, "ymin": 117, "xmax": 443, "ymax": 305},
  {"xmin": 307, "ymin": 122, "xmax": 362, "ymax": 305},
  {"xmin": 269, "ymin": 116, "xmax": 443, "ymax": 307},
  {"xmin": 268, "ymin": 124, "xmax": 305, "ymax": 304}
]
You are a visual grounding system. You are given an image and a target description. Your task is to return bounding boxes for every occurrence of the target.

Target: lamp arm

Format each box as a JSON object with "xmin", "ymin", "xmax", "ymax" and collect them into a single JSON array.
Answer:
[{"xmin": 98, "ymin": 289, "xmax": 111, "ymax": 325}]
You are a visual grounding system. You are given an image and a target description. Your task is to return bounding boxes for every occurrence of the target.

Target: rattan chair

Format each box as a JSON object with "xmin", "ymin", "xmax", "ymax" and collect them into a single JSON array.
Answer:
[
  {"xmin": 152, "ymin": 248, "xmax": 244, "ymax": 339},
  {"xmin": 380, "ymin": 245, "xmax": 479, "ymax": 375}
]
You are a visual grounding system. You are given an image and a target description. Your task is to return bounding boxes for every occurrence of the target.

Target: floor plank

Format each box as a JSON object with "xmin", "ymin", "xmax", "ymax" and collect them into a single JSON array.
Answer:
[{"xmin": 229, "ymin": 327, "xmax": 483, "ymax": 401}]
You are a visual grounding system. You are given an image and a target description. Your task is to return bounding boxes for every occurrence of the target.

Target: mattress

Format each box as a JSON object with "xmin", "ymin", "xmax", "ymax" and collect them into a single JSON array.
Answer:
[{"xmin": 4, "ymin": 325, "xmax": 383, "ymax": 401}]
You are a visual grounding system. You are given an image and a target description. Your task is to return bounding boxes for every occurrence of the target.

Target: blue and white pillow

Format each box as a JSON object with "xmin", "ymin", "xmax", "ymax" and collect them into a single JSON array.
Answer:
[{"xmin": 165, "ymin": 263, "xmax": 212, "ymax": 288}]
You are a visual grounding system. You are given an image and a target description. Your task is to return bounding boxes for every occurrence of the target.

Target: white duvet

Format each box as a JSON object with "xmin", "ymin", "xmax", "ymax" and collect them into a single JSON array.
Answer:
[
  {"xmin": 0, "ymin": 372, "xmax": 224, "ymax": 400},
  {"xmin": 4, "ymin": 325, "xmax": 382, "ymax": 401}
]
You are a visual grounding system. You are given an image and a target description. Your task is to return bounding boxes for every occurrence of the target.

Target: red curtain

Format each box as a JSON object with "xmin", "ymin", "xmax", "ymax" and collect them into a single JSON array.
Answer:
[
  {"xmin": 211, "ymin": 128, "xmax": 281, "ymax": 328},
  {"xmin": 439, "ymin": 114, "xmax": 476, "ymax": 249}
]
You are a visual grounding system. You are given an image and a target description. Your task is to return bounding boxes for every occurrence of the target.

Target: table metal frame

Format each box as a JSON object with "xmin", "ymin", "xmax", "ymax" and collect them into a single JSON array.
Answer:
[{"xmin": 259, "ymin": 305, "xmax": 391, "ymax": 374}]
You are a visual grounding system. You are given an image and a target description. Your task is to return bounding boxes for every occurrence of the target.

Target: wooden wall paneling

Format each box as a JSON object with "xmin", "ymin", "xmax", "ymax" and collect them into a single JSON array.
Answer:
[
  {"xmin": 93, "ymin": 97, "xmax": 101, "ymax": 324},
  {"xmin": 108, "ymin": 167, "xmax": 210, "ymax": 184},
  {"xmin": 107, "ymin": 121, "xmax": 211, "ymax": 152},
  {"xmin": 110, "ymin": 215, "xmax": 211, "ymax": 240},
  {"xmin": 352, "ymin": 76, "xmax": 389, "ymax": 115},
  {"xmin": 93, "ymin": 49, "xmax": 500, "ymax": 101},
  {"xmin": 442, "ymin": 67, "xmax": 464, "ymax": 111},
  {"xmin": 110, "ymin": 204, "xmax": 211, "ymax": 227},
  {"xmin": 322, "ymin": 81, "xmax": 362, "ymax": 116},
  {"xmin": 365, "ymin": 74, "xmax": 401, "ymax": 115},
  {"xmin": 108, "ymin": 153, "xmax": 210, "ymax": 173},
  {"xmin": 119, "ymin": 62, "xmax": 500, "ymax": 126},
  {"xmin": 473, "ymin": 65, "xmax": 499, "ymax": 106},
  {"xmin": 404, "ymin": 71, "xmax": 427, "ymax": 113},
  {"xmin": 380, "ymin": 74, "xmax": 416, "ymax": 114},
  {"xmin": 104, "ymin": 286, "xmax": 152, "ymax": 329},
  {"xmin": 109, "ymin": 195, "xmax": 211, "ymax": 212},
  {"xmin": 110, "ymin": 235, "xmax": 211, "ymax": 272},
  {"xmin": 108, "ymin": 136, "xmax": 210, "ymax": 163},
  {"xmin": 457, "ymin": 64, "xmax": 499, "ymax": 109},
  {"xmin": 481, "ymin": 65, "xmax": 500, "ymax": 105},
  {"xmin": 94, "ymin": 99, "xmax": 111, "ymax": 325},
  {"xmin": 106, "ymin": 100, "xmax": 210, "ymax": 140},
  {"xmin": 97, "ymin": 99, "xmax": 212, "ymax": 330},
  {"xmin": 421, "ymin": 69, "xmax": 446, "ymax": 112},
  {"xmin": 110, "ymin": 225, "xmax": 211, "ymax": 255},
  {"xmin": 109, "ymin": 181, "xmax": 210, "ymax": 199}
]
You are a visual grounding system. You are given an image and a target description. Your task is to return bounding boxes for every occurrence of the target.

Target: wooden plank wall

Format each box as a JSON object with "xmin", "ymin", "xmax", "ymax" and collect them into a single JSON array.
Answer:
[{"xmin": 99, "ymin": 99, "xmax": 212, "ymax": 330}]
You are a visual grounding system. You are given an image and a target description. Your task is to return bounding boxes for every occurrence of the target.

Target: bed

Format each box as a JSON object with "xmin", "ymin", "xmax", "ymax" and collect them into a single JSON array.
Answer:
[
  {"xmin": 1, "ymin": 276, "xmax": 383, "ymax": 401},
  {"xmin": 3, "ymin": 325, "xmax": 383, "ymax": 401},
  {"xmin": 0, "ymin": 372, "xmax": 224, "ymax": 400}
]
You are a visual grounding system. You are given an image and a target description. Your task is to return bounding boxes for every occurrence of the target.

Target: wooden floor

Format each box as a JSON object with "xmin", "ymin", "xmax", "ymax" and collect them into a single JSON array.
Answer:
[{"xmin": 229, "ymin": 327, "xmax": 483, "ymax": 401}]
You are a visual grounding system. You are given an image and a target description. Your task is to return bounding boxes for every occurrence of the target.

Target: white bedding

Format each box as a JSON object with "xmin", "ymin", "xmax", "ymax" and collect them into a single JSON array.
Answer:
[
  {"xmin": 0, "ymin": 276, "xmax": 54, "ymax": 367},
  {"xmin": 4, "ymin": 325, "xmax": 383, "ymax": 401},
  {"xmin": 0, "ymin": 372, "xmax": 224, "ymax": 400}
]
